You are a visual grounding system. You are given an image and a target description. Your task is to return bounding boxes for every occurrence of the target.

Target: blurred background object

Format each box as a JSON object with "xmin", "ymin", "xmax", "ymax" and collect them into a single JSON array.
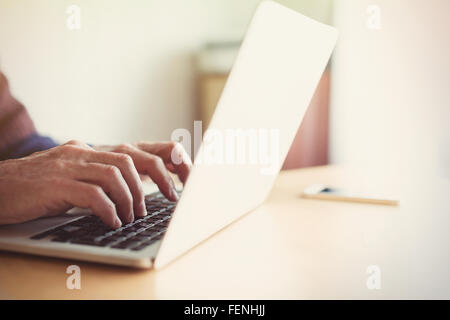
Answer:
[
  {"xmin": 330, "ymin": 0, "xmax": 450, "ymax": 186},
  {"xmin": 196, "ymin": 41, "xmax": 240, "ymax": 130},
  {"xmin": 196, "ymin": 40, "xmax": 332, "ymax": 170}
]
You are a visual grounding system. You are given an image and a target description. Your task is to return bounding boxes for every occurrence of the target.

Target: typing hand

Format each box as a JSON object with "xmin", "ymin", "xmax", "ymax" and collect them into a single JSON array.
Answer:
[
  {"xmin": 93, "ymin": 141, "xmax": 192, "ymax": 201},
  {"xmin": 0, "ymin": 140, "xmax": 191, "ymax": 228}
]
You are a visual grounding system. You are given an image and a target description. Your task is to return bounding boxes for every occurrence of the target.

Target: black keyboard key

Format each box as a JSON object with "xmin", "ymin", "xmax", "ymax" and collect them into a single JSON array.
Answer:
[
  {"xmin": 30, "ymin": 191, "xmax": 177, "ymax": 249},
  {"xmin": 72, "ymin": 238, "xmax": 98, "ymax": 245},
  {"xmin": 59, "ymin": 225, "xmax": 82, "ymax": 233},
  {"xmin": 124, "ymin": 226, "xmax": 139, "ymax": 232},
  {"xmin": 132, "ymin": 222, "xmax": 147, "ymax": 229},
  {"xmin": 30, "ymin": 229, "xmax": 55, "ymax": 240},
  {"xmin": 140, "ymin": 230, "xmax": 158, "ymax": 237},
  {"xmin": 51, "ymin": 236, "xmax": 70, "ymax": 243},
  {"xmin": 129, "ymin": 234, "xmax": 146, "ymax": 241},
  {"xmin": 96, "ymin": 238, "xmax": 117, "ymax": 247},
  {"xmin": 131, "ymin": 240, "xmax": 157, "ymax": 251},
  {"xmin": 108, "ymin": 236, "xmax": 127, "ymax": 243},
  {"xmin": 111, "ymin": 239, "xmax": 139, "ymax": 249},
  {"xmin": 114, "ymin": 230, "xmax": 131, "ymax": 237},
  {"xmin": 159, "ymin": 221, "xmax": 169, "ymax": 228}
]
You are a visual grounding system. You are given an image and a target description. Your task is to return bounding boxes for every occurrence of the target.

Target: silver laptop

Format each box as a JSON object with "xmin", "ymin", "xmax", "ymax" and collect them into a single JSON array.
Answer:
[{"xmin": 0, "ymin": 1, "xmax": 337, "ymax": 269}]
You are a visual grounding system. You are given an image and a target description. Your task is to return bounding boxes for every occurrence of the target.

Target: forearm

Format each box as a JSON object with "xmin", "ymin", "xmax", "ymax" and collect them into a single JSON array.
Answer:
[
  {"xmin": 0, "ymin": 70, "xmax": 58, "ymax": 160},
  {"xmin": 0, "ymin": 133, "xmax": 58, "ymax": 160}
]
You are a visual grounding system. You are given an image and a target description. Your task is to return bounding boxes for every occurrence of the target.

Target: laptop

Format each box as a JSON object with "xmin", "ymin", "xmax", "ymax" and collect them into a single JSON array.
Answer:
[{"xmin": 0, "ymin": 1, "xmax": 338, "ymax": 269}]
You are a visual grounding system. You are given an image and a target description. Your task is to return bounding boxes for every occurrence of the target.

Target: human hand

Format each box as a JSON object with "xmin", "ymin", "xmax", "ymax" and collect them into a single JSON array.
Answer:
[
  {"xmin": 93, "ymin": 141, "xmax": 192, "ymax": 201},
  {"xmin": 0, "ymin": 140, "xmax": 191, "ymax": 228}
]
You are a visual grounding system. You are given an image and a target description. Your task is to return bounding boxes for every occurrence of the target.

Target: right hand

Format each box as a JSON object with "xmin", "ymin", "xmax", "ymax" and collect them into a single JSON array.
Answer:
[{"xmin": 0, "ymin": 140, "xmax": 147, "ymax": 229}]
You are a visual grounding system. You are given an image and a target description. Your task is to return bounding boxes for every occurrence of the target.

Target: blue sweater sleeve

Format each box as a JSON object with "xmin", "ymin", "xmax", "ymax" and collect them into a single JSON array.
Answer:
[{"xmin": 0, "ymin": 133, "xmax": 59, "ymax": 161}]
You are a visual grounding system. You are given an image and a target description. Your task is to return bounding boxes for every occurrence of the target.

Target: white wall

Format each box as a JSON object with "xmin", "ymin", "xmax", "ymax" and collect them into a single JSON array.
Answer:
[
  {"xmin": 330, "ymin": 0, "xmax": 450, "ymax": 182},
  {"xmin": 0, "ymin": 0, "xmax": 237, "ymax": 144},
  {"xmin": 0, "ymin": 0, "xmax": 330, "ymax": 145}
]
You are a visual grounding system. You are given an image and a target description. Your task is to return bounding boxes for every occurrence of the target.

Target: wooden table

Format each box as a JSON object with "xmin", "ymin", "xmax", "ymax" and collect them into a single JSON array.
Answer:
[{"xmin": 1, "ymin": 165, "xmax": 449, "ymax": 299}]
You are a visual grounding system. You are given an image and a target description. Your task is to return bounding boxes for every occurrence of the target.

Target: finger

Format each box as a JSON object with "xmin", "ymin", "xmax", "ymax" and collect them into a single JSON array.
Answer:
[
  {"xmin": 118, "ymin": 147, "xmax": 178, "ymax": 201},
  {"xmin": 70, "ymin": 148, "xmax": 146, "ymax": 218},
  {"xmin": 64, "ymin": 139, "xmax": 94, "ymax": 150},
  {"xmin": 136, "ymin": 141, "xmax": 192, "ymax": 185},
  {"xmin": 65, "ymin": 162, "xmax": 135, "ymax": 224},
  {"xmin": 145, "ymin": 155, "xmax": 179, "ymax": 201},
  {"xmin": 55, "ymin": 178, "xmax": 122, "ymax": 229}
]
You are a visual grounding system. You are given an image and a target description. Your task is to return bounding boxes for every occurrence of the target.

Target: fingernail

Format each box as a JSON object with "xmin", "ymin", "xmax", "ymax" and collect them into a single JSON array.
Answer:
[
  {"xmin": 172, "ymin": 188, "xmax": 179, "ymax": 201},
  {"xmin": 114, "ymin": 217, "xmax": 122, "ymax": 229},
  {"xmin": 140, "ymin": 201, "xmax": 147, "ymax": 216},
  {"xmin": 128, "ymin": 210, "xmax": 135, "ymax": 223}
]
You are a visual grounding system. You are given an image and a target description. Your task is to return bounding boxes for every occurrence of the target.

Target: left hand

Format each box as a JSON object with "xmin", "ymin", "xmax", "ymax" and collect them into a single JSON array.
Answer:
[{"xmin": 94, "ymin": 141, "xmax": 192, "ymax": 202}]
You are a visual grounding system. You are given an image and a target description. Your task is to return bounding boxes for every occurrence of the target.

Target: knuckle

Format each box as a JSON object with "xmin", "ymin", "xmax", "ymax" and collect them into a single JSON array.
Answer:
[
  {"xmin": 52, "ymin": 159, "xmax": 67, "ymax": 171},
  {"xmin": 58, "ymin": 144, "xmax": 78, "ymax": 155},
  {"xmin": 116, "ymin": 143, "xmax": 133, "ymax": 153},
  {"xmin": 177, "ymin": 142, "xmax": 188, "ymax": 153},
  {"xmin": 171, "ymin": 141, "xmax": 186, "ymax": 154},
  {"xmin": 136, "ymin": 141, "xmax": 148, "ymax": 148},
  {"xmin": 149, "ymin": 156, "xmax": 164, "ymax": 167},
  {"xmin": 65, "ymin": 139, "xmax": 83, "ymax": 146},
  {"xmin": 116, "ymin": 153, "xmax": 134, "ymax": 166},
  {"xmin": 170, "ymin": 142, "xmax": 188, "ymax": 161},
  {"xmin": 85, "ymin": 184, "xmax": 104, "ymax": 201},
  {"xmin": 118, "ymin": 153, "xmax": 133, "ymax": 162},
  {"xmin": 168, "ymin": 141, "xmax": 178, "ymax": 149},
  {"xmin": 102, "ymin": 164, "xmax": 121, "ymax": 177},
  {"xmin": 56, "ymin": 145, "xmax": 69, "ymax": 154}
]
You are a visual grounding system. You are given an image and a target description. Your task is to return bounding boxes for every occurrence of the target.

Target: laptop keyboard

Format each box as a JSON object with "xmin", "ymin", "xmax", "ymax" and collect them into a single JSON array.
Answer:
[{"xmin": 30, "ymin": 192, "xmax": 176, "ymax": 251}]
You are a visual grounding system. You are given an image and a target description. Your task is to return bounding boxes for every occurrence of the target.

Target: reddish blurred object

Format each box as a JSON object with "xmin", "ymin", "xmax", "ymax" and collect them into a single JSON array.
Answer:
[
  {"xmin": 198, "ymin": 69, "xmax": 330, "ymax": 170},
  {"xmin": 282, "ymin": 70, "xmax": 330, "ymax": 170}
]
